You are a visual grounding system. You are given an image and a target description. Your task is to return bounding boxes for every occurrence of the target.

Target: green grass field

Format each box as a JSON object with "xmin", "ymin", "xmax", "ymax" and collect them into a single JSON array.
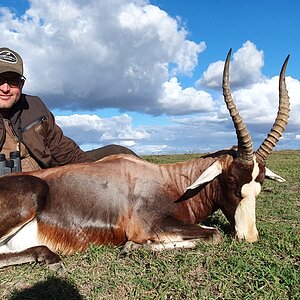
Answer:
[{"xmin": 0, "ymin": 151, "xmax": 299, "ymax": 299}]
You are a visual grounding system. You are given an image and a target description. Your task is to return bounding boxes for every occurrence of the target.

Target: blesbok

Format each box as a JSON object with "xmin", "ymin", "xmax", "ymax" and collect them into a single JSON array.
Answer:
[{"xmin": 0, "ymin": 50, "xmax": 290, "ymax": 268}]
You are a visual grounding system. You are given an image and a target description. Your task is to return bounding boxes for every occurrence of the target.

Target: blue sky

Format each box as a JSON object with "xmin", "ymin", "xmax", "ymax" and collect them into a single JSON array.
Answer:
[
  {"xmin": 152, "ymin": 0, "xmax": 300, "ymax": 80},
  {"xmin": 0, "ymin": 0, "xmax": 299, "ymax": 154}
]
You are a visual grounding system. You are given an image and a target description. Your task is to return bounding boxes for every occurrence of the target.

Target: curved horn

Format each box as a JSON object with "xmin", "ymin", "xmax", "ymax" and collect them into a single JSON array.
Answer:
[
  {"xmin": 255, "ymin": 55, "xmax": 290, "ymax": 163},
  {"xmin": 222, "ymin": 49, "xmax": 253, "ymax": 162}
]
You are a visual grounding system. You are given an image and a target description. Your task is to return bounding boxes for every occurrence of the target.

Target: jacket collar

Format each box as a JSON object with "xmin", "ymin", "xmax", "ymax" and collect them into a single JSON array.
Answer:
[{"xmin": 6, "ymin": 94, "xmax": 28, "ymax": 125}]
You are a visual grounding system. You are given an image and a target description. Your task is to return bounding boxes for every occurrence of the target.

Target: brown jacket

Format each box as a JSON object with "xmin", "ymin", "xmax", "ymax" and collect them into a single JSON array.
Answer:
[{"xmin": 0, "ymin": 94, "xmax": 91, "ymax": 168}]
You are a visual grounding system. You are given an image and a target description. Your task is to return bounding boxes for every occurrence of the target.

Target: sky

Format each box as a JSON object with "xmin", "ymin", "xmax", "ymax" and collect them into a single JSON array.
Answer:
[{"xmin": 0, "ymin": 0, "xmax": 299, "ymax": 155}]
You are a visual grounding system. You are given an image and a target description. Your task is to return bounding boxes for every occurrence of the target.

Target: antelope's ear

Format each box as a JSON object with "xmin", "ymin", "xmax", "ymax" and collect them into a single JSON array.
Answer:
[
  {"xmin": 265, "ymin": 167, "xmax": 286, "ymax": 182},
  {"xmin": 186, "ymin": 160, "xmax": 223, "ymax": 190}
]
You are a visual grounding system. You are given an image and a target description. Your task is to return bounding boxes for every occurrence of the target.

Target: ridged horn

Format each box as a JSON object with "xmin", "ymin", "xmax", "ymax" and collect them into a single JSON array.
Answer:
[
  {"xmin": 222, "ymin": 49, "xmax": 253, "ymax": 163},
  {"xmin": 255, "ymin": 55, "xmax": 290, "ymax": 163}
]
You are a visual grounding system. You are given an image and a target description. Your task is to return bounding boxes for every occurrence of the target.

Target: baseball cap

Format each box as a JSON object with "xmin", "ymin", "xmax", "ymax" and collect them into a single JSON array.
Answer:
[{"xmin": 0, "ymin": 47, "xmax": 23, "ymax": 76}]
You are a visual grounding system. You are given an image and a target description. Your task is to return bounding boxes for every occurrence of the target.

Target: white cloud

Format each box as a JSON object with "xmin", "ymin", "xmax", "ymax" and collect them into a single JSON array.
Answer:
[
  {"xmin": 198, "ymin": 41, "xmax": 264, "ymax": 89},
  {"xmin": 118, "ymin": 3, "xmax": 204, "ymax": 74},
  {"xmin": 134, "ymin": 144, "xmax": 168, "ymax": 155},
  {"xmin": 0, "ymin": 0, "xmax": 205, "ymax": 114},
  {"xmin": 215, "ymin": 75, "xmax": 300, "ymax": 133},
  {"xmin": 55, "ymin": 113, "xmax": 150, "ymax": 147},
  {"xmin": 195, "ymin": 44, "xmax": 300, "ymax": 150},
  {"xmin": 119, "ymin": 140, "xmax": 136, "ymax": 147},
  {"xmin": 284, "ymin": 76, "xmax": 300, "ymax": 128},
  {"xmin": 157, "ymin": 77, "xmax": 214, "ymax": 115},
  {"xmin": 33, "ymin": 40, "xmax": 300, "ymax": 153},
  {"xmin": 0, "ymin": 1, "xmax": 299, "ymax": 153}
]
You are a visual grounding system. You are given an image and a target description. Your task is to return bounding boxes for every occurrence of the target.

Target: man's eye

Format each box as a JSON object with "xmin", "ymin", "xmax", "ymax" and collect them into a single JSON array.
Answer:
[
  {"xmin": 0, "ymin": 78, "xmax": 21, "ymax": 87},
  {"xmin": 10, "ymin": 80, "xmax": 20, "ymax": 86}
]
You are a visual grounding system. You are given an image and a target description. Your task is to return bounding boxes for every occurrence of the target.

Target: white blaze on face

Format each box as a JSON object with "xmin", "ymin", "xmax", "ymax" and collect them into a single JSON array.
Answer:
[{"xmin": 234, "ymin": 157, "xmax": 262, "ymax": 242}]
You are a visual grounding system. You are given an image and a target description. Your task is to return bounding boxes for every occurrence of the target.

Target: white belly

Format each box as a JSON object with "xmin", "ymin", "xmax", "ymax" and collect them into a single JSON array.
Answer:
[{"xmin": 0, "ymin": 219, "xmax": 41, "ymax": 253}]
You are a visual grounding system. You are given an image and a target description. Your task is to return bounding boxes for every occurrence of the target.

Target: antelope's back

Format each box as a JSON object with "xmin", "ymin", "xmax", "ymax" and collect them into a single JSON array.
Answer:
[{"xmin": 32, "ymin": 155, "xmax": 165, "ymax": 227}]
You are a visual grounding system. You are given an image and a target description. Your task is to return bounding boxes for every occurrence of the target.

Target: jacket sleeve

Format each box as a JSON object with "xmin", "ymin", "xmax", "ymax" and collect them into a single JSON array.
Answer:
[{"xmin": 44, "ymin": 110, "xmax": 93, "ymax": 165}]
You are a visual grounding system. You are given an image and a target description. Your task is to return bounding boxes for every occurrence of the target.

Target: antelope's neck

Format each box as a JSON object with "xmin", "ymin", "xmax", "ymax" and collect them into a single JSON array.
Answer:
[{"xmin": 160, "ymin": 157, "xmax": 219, "ymax": 223}]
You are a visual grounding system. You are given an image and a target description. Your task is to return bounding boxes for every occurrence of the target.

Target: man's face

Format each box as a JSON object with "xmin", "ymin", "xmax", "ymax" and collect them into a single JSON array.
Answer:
[{"xmin": 0, "ymin": 72, "xmax": 24, "ymax": 109}]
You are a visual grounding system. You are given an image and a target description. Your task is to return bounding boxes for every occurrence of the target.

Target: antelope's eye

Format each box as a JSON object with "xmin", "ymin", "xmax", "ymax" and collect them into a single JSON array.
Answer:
[{"xmin": 235, "ymin": 189, "xmax": 242, "ymax": 199}]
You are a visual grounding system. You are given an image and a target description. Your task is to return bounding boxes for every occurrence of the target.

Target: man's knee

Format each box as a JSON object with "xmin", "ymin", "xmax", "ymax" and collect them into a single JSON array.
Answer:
[{"xmin": 85, "ymin": 144, "xmax": 139, "ymax": 161}]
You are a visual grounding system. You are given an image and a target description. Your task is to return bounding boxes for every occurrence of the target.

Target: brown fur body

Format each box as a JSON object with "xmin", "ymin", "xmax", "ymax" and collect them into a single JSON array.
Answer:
[{"xmin": 0, "ymin": 149, "xmax": 263, "ymax": 259}]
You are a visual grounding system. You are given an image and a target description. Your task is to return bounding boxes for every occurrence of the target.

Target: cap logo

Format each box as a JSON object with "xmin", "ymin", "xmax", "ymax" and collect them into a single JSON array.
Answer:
[{"xmin": 0, "ymin": 50, "xmax": 18, "ymax": 64}]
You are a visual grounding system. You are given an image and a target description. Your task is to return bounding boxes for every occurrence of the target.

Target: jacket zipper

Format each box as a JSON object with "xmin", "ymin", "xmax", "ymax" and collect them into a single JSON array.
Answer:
[
  {"xmin": 21, "ymin": 116, "xmax": 47, "ymax": 132},
  {"xmin": 0, "ymin": 121, "xmax": 5, "ymax": 149}
]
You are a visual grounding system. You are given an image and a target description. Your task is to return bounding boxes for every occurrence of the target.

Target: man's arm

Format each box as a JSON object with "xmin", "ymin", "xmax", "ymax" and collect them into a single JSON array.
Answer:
[{"xmin": 44, "ymin": 111, "xmax": 93, "ymax": 165}]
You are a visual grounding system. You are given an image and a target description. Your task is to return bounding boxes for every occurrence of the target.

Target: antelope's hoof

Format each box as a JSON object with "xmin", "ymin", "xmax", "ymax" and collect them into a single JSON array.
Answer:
[
  {"xmin": 33, "ymin": 246, "xmax": 62, "ymax": 265},
  {"xmin": 47, "ymin": 261, "xmax": 65, "ymax": 272}
]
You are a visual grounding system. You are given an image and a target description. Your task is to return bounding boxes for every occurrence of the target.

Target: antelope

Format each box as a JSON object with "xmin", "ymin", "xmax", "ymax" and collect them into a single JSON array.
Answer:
[{"xmin": 0, "ymin": 50, "xmax": 290, "ymax": 268}]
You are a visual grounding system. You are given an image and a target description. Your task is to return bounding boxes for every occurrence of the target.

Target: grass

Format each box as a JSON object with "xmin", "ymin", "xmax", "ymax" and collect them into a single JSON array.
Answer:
[{"xmin": 0, "ymin": 150, "xmax": 299, "ymax": 299}]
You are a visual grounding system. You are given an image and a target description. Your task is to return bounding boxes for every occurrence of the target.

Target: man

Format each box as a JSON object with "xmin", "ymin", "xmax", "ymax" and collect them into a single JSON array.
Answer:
[{"xmin": 0, "ymin": 47, "xmax": 136, "ymax": 172}]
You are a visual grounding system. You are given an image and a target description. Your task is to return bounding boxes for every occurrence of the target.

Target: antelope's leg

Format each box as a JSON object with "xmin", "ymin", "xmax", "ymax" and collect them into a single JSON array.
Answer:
[
  {"xmin": 150, "ymin": 215, "xmax": 222, "ymax": 243},
  {"xmin": 0, "ymin": 246, "xmax": 61, "ymax": 268},
  {"xmin": 119, "ymin": 238, "xmax": 203, "ymax": 257},
  {"xmin": 120, "ymin": 216, "xmax": 222, "ymax": 256}
]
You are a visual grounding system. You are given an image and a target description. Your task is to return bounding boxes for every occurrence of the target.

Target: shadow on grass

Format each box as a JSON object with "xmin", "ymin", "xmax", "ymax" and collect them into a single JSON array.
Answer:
[
  {"xmin": 203, "ymin": 212, "xmax": 233, "ymax": 236},
  {"xmin": 8, "ymin": 276, "xmax": 83, "ymax": 300}
]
